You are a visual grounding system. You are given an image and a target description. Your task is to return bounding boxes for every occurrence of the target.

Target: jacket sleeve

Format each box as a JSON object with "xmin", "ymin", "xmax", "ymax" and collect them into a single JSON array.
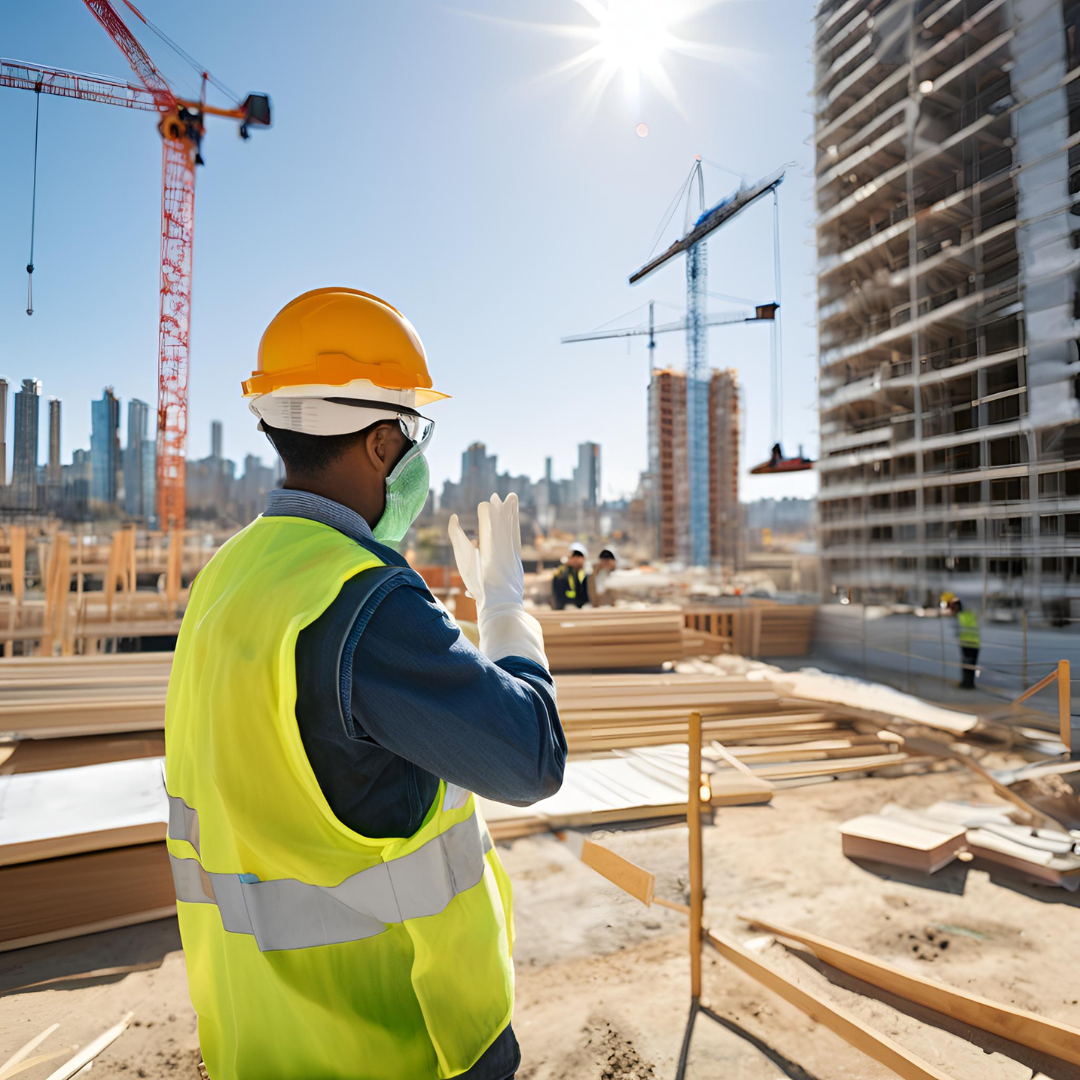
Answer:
[{"xmin": 349, "ymin": 581, "xmax": 566, "ymax": 807}]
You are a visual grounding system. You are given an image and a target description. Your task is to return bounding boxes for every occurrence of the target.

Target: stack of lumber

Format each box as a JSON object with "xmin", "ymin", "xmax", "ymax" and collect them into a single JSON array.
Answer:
[
  {"xmin": 0, "ymin": 657, "xmax": 935, "ymax": 948},
  {"xmin": 532, "ymin": 607, "xmax": 706, "ymax": 671},
  {"xmin": 554, "ymin": 673, "xmax": 911, "ymax": 772},
  {"xmin": 684, "ymin": 602, "xmax": 817, "ymax": 658},
  {"xmin": 0, "ymin": 653, "xmax": 171, "ymax": 748},
  {"xmin": 0, "ymin": 758, "xmax": 174, "ymax": 951},
  {"xmin": 480, "ymin": 744, "xmax": 775, "ymax": 839}
]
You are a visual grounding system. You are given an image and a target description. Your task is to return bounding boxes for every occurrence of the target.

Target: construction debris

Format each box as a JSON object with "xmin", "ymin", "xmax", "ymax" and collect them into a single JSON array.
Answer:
[{"xmin": 839, "ymin": 798, "xmax": 1080, "ymax": 891}]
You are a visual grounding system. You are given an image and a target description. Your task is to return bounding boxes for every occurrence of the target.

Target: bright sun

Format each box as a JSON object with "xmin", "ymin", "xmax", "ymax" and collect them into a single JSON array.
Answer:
[
  {"xmin": 593, "ymin": 0, "xmax": 671, "ymax": 82},
  {"xmin": 471, "ymin": 0, "xmax": 739, "ymax": 118}
]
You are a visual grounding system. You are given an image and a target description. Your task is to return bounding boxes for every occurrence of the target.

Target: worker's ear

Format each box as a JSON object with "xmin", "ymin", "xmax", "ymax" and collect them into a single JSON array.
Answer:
[{"xmin": 364, "ymin": 422, "xmax": 394, "ymax": 475}]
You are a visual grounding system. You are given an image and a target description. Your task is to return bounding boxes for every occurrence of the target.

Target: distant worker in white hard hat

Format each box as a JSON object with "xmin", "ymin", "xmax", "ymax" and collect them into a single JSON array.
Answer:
[
  {"xmin": 588, "ymin": 548, "xmax": 618, "ymax": 607},
  {"xmin": 947, "ymin": 595, "xmax": 980, "ymax": 690},
  {"xmin": 164, "ymin": 288, "xmax": 565, "ymax": 1080},
  {"xmin": 551, "ymin": 541, "xmax": 588, "ymax": 609}
]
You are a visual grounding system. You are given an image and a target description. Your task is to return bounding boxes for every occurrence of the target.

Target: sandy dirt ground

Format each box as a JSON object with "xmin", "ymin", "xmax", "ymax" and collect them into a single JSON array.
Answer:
[{"xmin": 4, "ymin": 765, "xmax": 1080, "ymax": 1079}]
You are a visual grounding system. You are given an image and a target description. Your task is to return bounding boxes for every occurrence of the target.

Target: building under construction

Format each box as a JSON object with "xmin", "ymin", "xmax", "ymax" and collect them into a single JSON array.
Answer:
[
  {"xmin": 814, "ymin": 0, "xmax": 1080, "ymax": 619},
  {"xmin": 646, "ymin": 367, "xmax": 740, "ymax": 567}
]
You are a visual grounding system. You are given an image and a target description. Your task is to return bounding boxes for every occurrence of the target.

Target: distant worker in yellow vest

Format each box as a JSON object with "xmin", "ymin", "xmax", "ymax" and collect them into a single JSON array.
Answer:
[
  {"xmin": 948, "ymin": 595, "xmax": 980, "ymax": 690},
  {"xmin": 551, "ymin": 542, "xmax": 588, "ymax": 609},
  {"xmin": 165, "ymin": 288, "xmax": 566, "ymax": 1080}
]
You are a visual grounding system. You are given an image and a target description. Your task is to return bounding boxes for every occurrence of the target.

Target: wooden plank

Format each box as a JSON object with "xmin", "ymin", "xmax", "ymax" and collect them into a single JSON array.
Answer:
[
  {"xmin": 742, "ymin": 916, "xmax": 1080, "ymax": 1068},
  {"xmin": 0, "ymin": 821, "xmax": 166, "ymax": 867},
  {"xmin": 43, "ymin": 1011, "xmax": 133, "ymax": 1080},
  {"xmin": 560, "ymin": 833, "xmax": 655, "ymax": 906},
  {"xmin": 0, "ymin": 733, "xmax": 165, "ymax": 774},
  {"xmin": 704, "ymin": 929, "xmax": 957, "ymax": 1080}
]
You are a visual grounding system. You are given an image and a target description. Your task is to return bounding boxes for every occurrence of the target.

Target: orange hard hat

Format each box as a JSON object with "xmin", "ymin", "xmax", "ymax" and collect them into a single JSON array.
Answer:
[{"xmin": 242, "ymin": 288, "xmax": 448, "ymax": 407}]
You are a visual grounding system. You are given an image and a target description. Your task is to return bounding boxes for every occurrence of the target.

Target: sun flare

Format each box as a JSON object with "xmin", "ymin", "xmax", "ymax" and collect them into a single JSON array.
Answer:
[{"xmin": 469, "ymin": 0, "xmax": 739, "ymax": 118}]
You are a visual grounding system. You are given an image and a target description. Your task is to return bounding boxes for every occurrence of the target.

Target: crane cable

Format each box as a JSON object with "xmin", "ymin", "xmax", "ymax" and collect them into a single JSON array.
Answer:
[{"xmin": 26, "ymin": 82, "xmax": 42, "ymax": 317}]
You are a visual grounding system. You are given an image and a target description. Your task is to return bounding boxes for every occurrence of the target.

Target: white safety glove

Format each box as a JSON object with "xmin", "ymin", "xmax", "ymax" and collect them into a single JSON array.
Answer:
[{"xmin": 448, "ymin": 493, "xmax": 548, "ymax": 669}]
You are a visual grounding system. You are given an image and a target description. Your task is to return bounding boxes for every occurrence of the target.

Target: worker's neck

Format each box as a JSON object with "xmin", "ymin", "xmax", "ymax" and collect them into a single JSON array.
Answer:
[{"xmin": 282, "ymin": 471, "xmax": 384, "ymax": 529}]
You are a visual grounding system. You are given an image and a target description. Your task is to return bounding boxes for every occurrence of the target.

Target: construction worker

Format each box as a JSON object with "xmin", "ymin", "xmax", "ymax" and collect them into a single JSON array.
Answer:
[
  {"xmin": 950, "ymin": 596, "xmax": 981, "ymax": 690},
  {"xmin": 551, "ymin": 541, "xmax": 588, "ymax": 609},
  {"xmin": 164, "ymin": 288, "xmax": 565, "ymax": 1080},
  {"xmin": 587, "ymin": 548, "xmax": 617, "ymax": 607}
]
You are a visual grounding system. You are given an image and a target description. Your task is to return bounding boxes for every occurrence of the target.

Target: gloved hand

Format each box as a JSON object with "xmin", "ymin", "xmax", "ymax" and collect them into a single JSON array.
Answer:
[{"xmin": 448, "ymin": 493, "xmax": 548, "ymax": 669}]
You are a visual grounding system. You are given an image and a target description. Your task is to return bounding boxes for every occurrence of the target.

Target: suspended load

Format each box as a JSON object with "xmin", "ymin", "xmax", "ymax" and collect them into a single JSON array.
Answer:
[{"xmin": 750, "ymin": 443, "xmax": 813, "ymax": 475}]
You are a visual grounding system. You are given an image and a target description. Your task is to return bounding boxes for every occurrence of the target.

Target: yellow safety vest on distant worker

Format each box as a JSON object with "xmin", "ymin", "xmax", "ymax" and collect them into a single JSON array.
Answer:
[
  {"xmin": 563, "ymin": 567, "xmax": 583, "ymax": 600},
  {"xmin": 164, "ymin": 515, "xmax": 515, "ymax": 1080},
  {"xmin": 958, "ymin": 609, "xmax": 980, "ymax": 648}
]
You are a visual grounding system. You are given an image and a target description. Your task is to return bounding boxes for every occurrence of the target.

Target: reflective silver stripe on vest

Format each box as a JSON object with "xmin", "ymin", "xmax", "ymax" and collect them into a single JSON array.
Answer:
[
  {"xmin": 167, "ymin": 794, "xmax": 201, "ymax": 854},
  {"xmin": 169, "ymin": 812, "xmax": 491, "ymax": 952}
]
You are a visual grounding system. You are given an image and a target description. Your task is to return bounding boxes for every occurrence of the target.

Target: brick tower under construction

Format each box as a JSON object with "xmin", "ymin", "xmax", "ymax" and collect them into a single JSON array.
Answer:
[{"xmin": 646, "ymin": 367, "xmax": 740, "ymax": 569}]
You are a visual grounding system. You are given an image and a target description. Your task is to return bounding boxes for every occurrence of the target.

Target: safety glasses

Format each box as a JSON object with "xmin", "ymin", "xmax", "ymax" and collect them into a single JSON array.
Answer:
[{"xmin": 397, "ymin": 412, "xmax": 435, "ymax": 448}]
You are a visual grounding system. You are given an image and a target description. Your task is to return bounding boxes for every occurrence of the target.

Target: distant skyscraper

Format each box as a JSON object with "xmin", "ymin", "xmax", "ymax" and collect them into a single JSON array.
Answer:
[
  {"xmin": 124, "ymin": 399, "xmax": 151, "ymax": 519},
  {"xmin": 460, "ymin": 442, "xmax": 499, "ymax": 509},
  {"xmin": 62, "ymin": 447, "xmax": 92, "ymax": 520},
  {"xmin": 211, "ymin": 419, "xmax": 223, "ymax": 461},
  {"xmin": 90, "ymin": 388, "xmax": 121, "ymax": 509},
  {"xmin": 0, "ymin": 378, "xmax": 9, "ymax": 489},
  {"xmin": 12, "ymin": 379, "xmax": 41, "ymax": 510},
  {"xmin": 142, "ymin": 439, "xmax": 157, "ymax": 527},
  {"xmin": 47, "ymin": 398, "xmax": 61, "ymax": 488},
  {"xmin": 573, "ymin": 442, "xmax": 601, "ymax": 508}
]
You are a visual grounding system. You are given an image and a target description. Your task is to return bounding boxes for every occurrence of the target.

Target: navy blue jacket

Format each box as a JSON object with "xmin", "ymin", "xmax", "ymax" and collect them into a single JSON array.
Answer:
[{"xmin": 265, "ymin": 489, "xmax": 566, "ymax": 1080}]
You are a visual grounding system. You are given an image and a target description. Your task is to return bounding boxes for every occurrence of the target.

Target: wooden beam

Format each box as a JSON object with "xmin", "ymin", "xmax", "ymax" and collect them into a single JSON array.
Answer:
[
  {"xmin": 905, "ymin": 737, "xmax": 1061, "ymax": 829},
  {"xmin": 1013, "ymin": 668, "xmax": 1059, "ymax": 708},
  {"xmin": 704, "ymin": 929, "xmax": 957, "ymax": 1080},
  {"xmin": 559, "ymin": 833, "xmax": 655, "ymax": 907},
  {"xmin": 742, "ymin": 915, "xmax": 1080, "ymax": 1068}
]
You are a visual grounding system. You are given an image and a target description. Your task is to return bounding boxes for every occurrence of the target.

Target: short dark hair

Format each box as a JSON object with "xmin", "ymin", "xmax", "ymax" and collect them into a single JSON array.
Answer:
[
  {"xmin": 599, "ymin": 549, "xmax": 616, "ymax": 560},
  {"xmin": 262, "ymin": 420, "xmax": 387, "ymax": 474}
]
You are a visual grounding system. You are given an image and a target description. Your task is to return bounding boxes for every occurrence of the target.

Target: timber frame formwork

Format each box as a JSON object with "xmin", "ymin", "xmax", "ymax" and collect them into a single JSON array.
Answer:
[{"xmin": 814, "ymin": 0, "xmax": 1080, "ymax": 619}]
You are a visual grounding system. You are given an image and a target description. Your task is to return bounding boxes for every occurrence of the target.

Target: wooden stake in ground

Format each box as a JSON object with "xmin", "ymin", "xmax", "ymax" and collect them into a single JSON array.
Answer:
[
  {"xmin": 688, "ymin": 709, "xmax": 704, "ymax": 1001},
  {"xmin": 674, "ymin": 711, "xmax": 706, "ymax": 1080},
  {"xmin": 742, "ymin": 915, "xmax": 1080, "ymax": 1068}
]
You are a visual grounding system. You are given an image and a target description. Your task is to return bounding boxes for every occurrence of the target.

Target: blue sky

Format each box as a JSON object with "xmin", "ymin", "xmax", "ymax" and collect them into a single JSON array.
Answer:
[{"xmin": 0, "ymin": 0, "xmax": 818, "ymax": 502}]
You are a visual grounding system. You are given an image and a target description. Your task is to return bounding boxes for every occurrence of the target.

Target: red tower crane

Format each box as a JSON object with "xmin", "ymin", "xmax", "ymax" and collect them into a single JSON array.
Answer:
[{"xmin": 0, "ymin": 0, "xmax": 271, "ymax": 529}]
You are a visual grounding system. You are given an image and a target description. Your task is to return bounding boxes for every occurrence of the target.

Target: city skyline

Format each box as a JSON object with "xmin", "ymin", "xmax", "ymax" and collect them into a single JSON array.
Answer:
[{"xmin": 0, "ymin": 1, "xmax": 817, "ymax": 506}]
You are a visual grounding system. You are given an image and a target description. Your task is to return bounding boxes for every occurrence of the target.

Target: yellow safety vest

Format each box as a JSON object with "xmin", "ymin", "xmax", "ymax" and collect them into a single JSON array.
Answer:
[
  {"xmin": 165, "ymin": 515, "xmax": 515, "ymax": 1080},
  {"xmin": 957, "ymin": 609, "xmax": 980, "ymax": 647},
  {"xmin": 562, "ymin": 567, "xmax": 583, "ymax": 600}
]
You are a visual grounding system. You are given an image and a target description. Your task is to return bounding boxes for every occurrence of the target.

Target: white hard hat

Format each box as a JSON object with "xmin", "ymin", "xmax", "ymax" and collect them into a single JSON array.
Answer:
[{"xmin": 569, "ymin": 542, "xmax": 587, "ymax": 557}]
